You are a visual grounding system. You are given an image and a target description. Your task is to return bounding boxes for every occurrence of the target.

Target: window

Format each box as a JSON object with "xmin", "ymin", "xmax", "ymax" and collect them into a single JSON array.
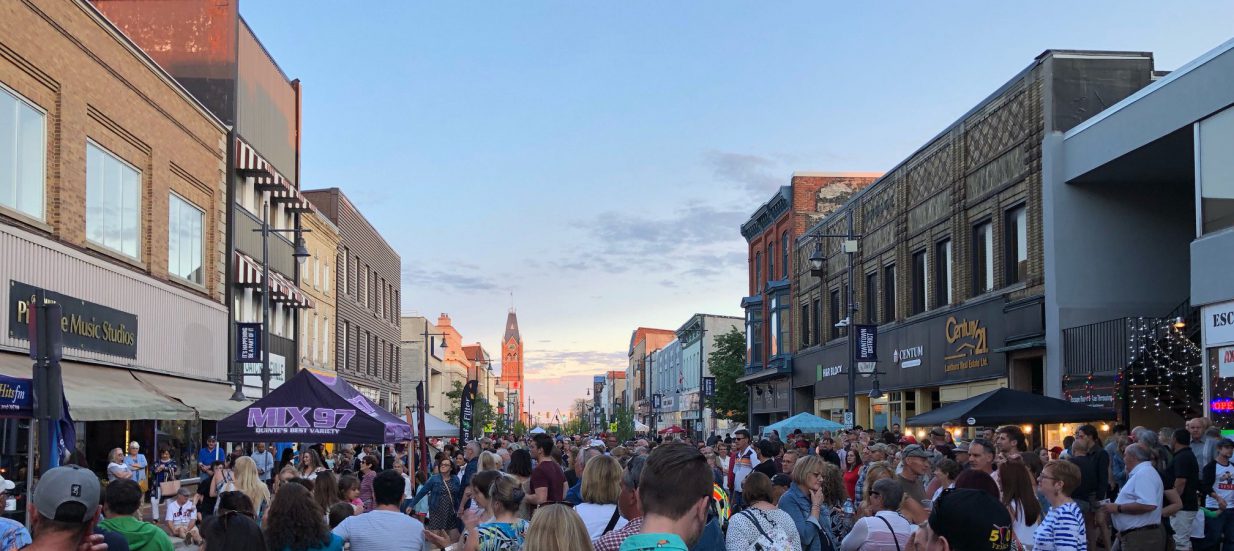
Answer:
[
  {"xmin": 0, "ymin": 86, "xmax": 45, "ymax": 219},
  {"xmin": 86, "ymin": 142, "xmax": 141, "ymax": 259},
  {"xmin": 341, "ymin": 321, "xmax": 350, "ymax": 370},
  {"xmin": 341, "ymin": 249, "xmax": 349, "ymax": 294},
  {"xmin": 781, "ymin": 231, "xmax": 789, "ymax": 279},
  {"xmin": 883, "ymin": 265, "xmax": 896, "ymax": 322},
  {"xmin": 911, "ymin": 250, "xmax": 928, "ymax": 315},
  {"xmin": 829, "ymin": 289, "xmax": 841, "ymax": 339},
  {"xmin": 167, "ymin": 194, "xmax": 204, "ymax": 284},
  {"xmin": 313, "ymin": 257, "xmax": 321, "ymax": 289},
  {"xmin": 754, "ymin": 252, "xmax": 762, "ymax": 289},
  {"xmin": 321, "ymin": 317, "xmax": 329, "ymax": 364},
  {"xmin": 865, "ymin": 272, "xmax": 879, "ymax": 324},
  {"xmin": 746, "ymin": 307, "xmax": 763, "ymax": 367},
  {"xmin": 766, "ymin": 242, "xmax": 775, "ymax": 282},
  {"xmin": 935, "ymin": 239, "xmax": 952, "ymax": 308},
  {"xmin": 1005, "ymin": 205, "xmax": 1027, "ymax": 284},
  {"xmin": 800, "ymin": 304, "xmax": 810, "ymax": 348},
  {"xmin": 1200, "ymin": 106, "xmax": 1234, "ymax": 234},
  {"xmin": 973, "ymin": 221, "xmax": 994, "ymax": 294},
  {"xmin": 811, "ymin": 299, "xmax": 821, "ymax": 345}
]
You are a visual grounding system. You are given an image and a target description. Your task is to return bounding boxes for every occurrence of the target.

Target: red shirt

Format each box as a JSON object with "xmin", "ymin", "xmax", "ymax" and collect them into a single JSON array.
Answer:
[
  {"xmin": 530, "ymin": 459, "xmax": 566, "ymax": 510},
  {"xmin": 844, "ymin": 464, "xmax": 861, "ymax": 500}
]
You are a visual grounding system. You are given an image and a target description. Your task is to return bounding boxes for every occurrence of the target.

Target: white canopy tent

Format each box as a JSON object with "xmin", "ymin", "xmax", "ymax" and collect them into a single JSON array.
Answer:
[
  {"xmin": 528, "ymin": 426, "xmax": 547, "ymax": 434},
  {"xmin": 412, "ymin": 411, "xmax": 460, "ymax": 438}
]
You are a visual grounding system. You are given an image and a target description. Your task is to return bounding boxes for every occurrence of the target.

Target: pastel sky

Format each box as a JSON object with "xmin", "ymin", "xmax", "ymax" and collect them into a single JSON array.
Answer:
[{"xmin": 237, "ymin": 1, "xmax": 1234, "ymax": 419}]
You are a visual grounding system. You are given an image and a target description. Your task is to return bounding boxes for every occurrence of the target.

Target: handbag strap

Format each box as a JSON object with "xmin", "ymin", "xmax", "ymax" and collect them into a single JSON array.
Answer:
[
  {"xmin": 876, "ymin": 514, "xmax": 902, "ymax": 551},
  {"xmin": 740, "ymin": 509, "xmax": 774, "ymax": 542},
  {"xmin": 603, "ymin": 506, "xmax": 622, "ymax": 534}
]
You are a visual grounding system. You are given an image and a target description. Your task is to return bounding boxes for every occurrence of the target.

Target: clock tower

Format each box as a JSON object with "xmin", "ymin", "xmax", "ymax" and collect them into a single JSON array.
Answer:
[{"xmin": 500, "ymin": 309, "xmax": 523, "ymax": 394}]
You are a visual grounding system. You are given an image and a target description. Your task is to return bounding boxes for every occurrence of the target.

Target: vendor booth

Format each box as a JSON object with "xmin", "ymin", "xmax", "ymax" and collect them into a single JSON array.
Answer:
[
  {"xmin": 414, "ymin": 411, "xmax": 459, "ymax": 438},
  {"xmin": 217, "ymin": 369, "xmax": 411, "ymax": 444},
  {"xmin": 906, "ymin": 387, "xmax": 1115, "ymax": 449},
  {"xmin": 760, "ymin": 412, "xmax": 844, "ymax": 436}
]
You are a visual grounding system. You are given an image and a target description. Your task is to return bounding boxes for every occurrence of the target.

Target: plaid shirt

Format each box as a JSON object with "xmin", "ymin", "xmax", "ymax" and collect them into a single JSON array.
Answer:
[{"xmin": 593, "ymin": 516, "xmax": 643, "ymax": 551}]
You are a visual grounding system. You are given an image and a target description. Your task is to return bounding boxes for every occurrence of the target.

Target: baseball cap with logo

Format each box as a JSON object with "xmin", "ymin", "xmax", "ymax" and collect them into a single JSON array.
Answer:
[
  {"xmin": 929, "ymin": 488, "xmax": 1016, "ymax": 551},
  {"xmin": 33, "ymin": 465, "xmax": 100, "ymax": 523}
]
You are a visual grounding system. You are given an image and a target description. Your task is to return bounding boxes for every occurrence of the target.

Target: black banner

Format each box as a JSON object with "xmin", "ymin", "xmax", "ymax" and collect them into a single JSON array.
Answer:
[
  {"xmin": 854, "ymin": 324, "xmax": 878, "ymax": 361},
  {"xmin": 460, "ymin": 380, "xmax": 478, "ymax": 440},
  {"xmin": 237, "ymin": 323, "xmax": 262, "ymax": 362},
  {"xmin": 9, "ymin": 281, "xmax": 138, "ymax": 359}
]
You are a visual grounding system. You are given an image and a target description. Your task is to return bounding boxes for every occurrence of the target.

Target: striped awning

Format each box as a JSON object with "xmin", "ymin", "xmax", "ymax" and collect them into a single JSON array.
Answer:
[
  {"xmin": 234, "ymin": 252, "xmax": 315, "ymax": 309},
  {"xmin": 235, "ymin": 138, "xmax": 313, "ymax": 211}
]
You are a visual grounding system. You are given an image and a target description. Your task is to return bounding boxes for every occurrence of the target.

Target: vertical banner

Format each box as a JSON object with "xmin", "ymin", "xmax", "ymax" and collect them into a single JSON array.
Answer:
[
  {"xmin": 702, "ymin": 377, "xmax": 716, "ymax": 397},
  {"xmin": 460, "ymin": 380, "xmax": 478, "ymax": 441},
  {"xmin": 854, "ymin": 324, "xmax": 878, "ymax": 362},
  {"xmin": 236, "ymin": 323, "xmax": 262, "ymax": 362}
]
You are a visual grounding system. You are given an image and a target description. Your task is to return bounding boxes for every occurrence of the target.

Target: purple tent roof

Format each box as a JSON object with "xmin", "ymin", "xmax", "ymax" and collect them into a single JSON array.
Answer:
[{"xmin": 217, "ymin": 369, "xmax": 411, "ymax": 444}]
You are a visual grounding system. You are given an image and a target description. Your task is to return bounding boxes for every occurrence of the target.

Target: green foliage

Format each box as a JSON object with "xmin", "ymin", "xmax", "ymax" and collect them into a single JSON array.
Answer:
[
  {"xmin": 444, "ymin": 381, "xmax": 464, "ymax": 425},
  {"xmin": 612, "ymin": 405, "xmax": 635, "ymax": 443},
  {"xmin": 707, "ymin": 326, "xmax": 748, "ymax": 424},
  {"xmin": 513, "ymin": 420, "xmax": 527, "ymax": 438},
  {"xmin": 443, "ymin": 380, "xmax": 496, "ymax": 438}
]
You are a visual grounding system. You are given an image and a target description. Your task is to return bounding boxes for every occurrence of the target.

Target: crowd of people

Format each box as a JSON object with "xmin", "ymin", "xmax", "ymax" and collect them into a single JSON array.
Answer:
[{"xmin": 5, "ymin": 417, "xmax": 1233, "ymax": 550}]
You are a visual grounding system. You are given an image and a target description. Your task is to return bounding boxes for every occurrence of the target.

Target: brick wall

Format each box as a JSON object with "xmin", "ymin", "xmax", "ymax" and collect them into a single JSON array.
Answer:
[
  {"xmin": 0, "ymin": 0, "xmax": 228, "ymax": 303},
  {"xmin": 303, "ymin": 188, "xmax": 402, "ymax": 404}
]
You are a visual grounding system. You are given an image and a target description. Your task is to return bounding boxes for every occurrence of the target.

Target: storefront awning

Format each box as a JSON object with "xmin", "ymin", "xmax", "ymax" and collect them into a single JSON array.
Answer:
[
  {"xmin": 132, "ymin": 372, "xmax": 247, "ymax": 421},
  {"xmin": 0, "ymin": 355, "xmax": 196, "ymax": 421}
]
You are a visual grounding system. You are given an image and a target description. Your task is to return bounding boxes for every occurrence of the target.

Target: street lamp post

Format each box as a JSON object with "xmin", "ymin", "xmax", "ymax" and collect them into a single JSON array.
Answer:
[
  {"xmin": 807, "ymin": 211, "xmax": 863, "ymax": 425},
  {"xmin": 400, "ymin": 329, "xmax": 446, "ymax": 477},
  {"xmin": 232, "ymin": 200, "xmax": 310, "ymax": 400}
]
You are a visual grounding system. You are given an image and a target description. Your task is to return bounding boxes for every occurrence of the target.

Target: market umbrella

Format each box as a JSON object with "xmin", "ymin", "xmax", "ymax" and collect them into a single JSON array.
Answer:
[
  {"xmin": 905, "ymin": 387, "xmax": 1116, "ymax": 427},
  {"xmin": 659, "ymin": 425, "xmax": 685, "ymax": 435},
  {"xmin": 760, "ymin": 412, "xmax": 845, "ymax": 436}
]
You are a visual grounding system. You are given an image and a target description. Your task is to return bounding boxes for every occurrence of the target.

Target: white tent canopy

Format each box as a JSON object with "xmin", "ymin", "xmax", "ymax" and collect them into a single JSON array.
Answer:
[
  {"xmin": 634, "ymin": 420, "xmax": 650, "ymax": 432},
  {"xmin": 412, "ymin": 411, "xmax": 459, "ymax": 438},
  {"xmin": 529, "ymin": 426, "xmax": 547, "ymax": 434}
]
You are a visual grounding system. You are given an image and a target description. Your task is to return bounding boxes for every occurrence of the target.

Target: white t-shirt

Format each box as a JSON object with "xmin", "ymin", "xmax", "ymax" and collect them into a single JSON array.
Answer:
[
  {"xmin": 574, "ymin": 502, "xmax": 628, "ymax": 539},
  {"xmin": 165, "ymin": 499, "xmax": 197, "ymax": 528},
  {"xmin": 333, "ymin": 509, "xmax": 424, "ymax": 551},
  {"xmin": 1010, "ymin": 499, "xmax": 1040, "ymax": 550},
  {"xmin": 732, "ymin": 446, "xmax": 759, "ymax": 491},
  {"xmin": 1208, "ymin": 461, "xmax": 1234, "ymax": 509}
]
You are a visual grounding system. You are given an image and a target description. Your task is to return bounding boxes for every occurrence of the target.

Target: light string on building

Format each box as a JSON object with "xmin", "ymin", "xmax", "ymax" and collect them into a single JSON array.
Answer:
[{"xmin": 1122, "ymin": 316, "xmax": 1202, "ymax": 413}]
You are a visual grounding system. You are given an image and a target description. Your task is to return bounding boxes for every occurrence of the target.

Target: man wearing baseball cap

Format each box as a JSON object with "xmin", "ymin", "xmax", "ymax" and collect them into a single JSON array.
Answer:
[
  {"xmin": 26, "ymin": 465, "xmax": 110, "ymax": 551},
  {"xmin": 916, "ymin": 487, "xmax": 1017, "ymax": 551},
  {"xmin": 0, "ymin": 473, "xmax": 31, "ymax": 549},
  {"xmin": 898, "ymin": 444, "xmax": 932, "ymax": 522}
]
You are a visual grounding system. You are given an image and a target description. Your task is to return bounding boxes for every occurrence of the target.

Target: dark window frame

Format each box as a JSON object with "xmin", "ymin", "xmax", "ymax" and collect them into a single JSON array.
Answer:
[
  {"xmin": 911, "ymin": 250, "xmax": 927, "ymax": 315},
  {"xmin": 883, "ymin": 265, "xmax": 896, "ymax": 323},
  {"xmin": 935, "ymin": 238, "xmax": 952, "ymax": 309},
  {"xmin": 1005, "ymin": 204, "xmax": 1027, "ymax": 285},
  {"xmin": 865, "ymin": 271, "xmax": 879, "ymax": 324}
]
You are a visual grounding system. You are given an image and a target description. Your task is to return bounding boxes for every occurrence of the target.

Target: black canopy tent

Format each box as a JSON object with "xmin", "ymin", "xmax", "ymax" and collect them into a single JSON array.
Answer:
[{"xmin": 906, "ymin": 387, "xmax": 1116, "ymax": 427}]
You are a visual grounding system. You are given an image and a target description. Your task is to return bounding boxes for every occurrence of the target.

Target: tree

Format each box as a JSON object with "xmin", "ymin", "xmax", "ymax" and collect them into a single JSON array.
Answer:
[
  {"xmin": 612, "ymin": 405, "xmax": 635, "ymax": 443},
  {"xmin": 707, "ymin": 326, "xmax": 748, "ymax": 424},
  {"xmin": 513, "ymin": 420, "xmax": 527, "ymax": 438},
  {"xmin": 444, "ymin": 381, "xmax": 464, "ymax": 425},
  {"xmin": 443, "ymin": 380, "xmax": 495, "ymax": 437}
]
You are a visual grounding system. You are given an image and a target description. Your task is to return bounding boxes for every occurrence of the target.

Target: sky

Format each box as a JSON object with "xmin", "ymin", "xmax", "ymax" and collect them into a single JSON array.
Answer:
[{"xmin": 237, "ymin": 1, "xmax": 1234, "ymax": 419}]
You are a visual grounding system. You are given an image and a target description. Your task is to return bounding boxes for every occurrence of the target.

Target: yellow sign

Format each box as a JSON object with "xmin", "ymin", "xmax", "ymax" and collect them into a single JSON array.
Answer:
[{"xmin": 943, "ymin": 316, "xmax": 989, "ymax": 372}]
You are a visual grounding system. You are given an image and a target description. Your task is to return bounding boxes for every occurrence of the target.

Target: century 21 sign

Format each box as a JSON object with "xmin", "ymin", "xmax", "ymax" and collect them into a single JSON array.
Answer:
[
  {"xmin": 943, "ymin": 316, "xmax": 989, "ymax": 372},
  {"xmin": 9, "ymin": 281, "xmax": 139, "ymax": 359}
]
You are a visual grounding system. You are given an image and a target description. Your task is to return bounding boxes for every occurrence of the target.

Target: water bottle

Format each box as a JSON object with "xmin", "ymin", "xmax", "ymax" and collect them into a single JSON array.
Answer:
[{"xmin": 843, "ymin": 499, "xmax": 853, "ymax": 515}]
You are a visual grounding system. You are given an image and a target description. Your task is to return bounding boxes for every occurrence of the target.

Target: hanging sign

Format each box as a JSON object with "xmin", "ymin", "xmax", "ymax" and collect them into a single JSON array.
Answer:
[
  {"xmin": 460, "ymin": 380, "xmax": 478, "ymax": 440},
  {"xmin": 1205, "ymin": 300, "xmax": 1234, "ymax": 347},
  {"xmin": 237, "ymin": 323, "xmax": 262, "ymax": 362},
  {"xmin": 854, "ymin": 325, "xmax": 878, "ymax": 361},
  {"xmin": 10, "ymin": 281, "xmax": 138, "ymax": 359},
  {"xmin": 702, "ymin": 377, "xmax": 715, "ymax": 397}
]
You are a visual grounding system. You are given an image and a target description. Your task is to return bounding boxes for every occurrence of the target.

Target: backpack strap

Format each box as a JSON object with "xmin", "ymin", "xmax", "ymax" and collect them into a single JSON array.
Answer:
[
  {"xmin": 740, "ymin": 509, "xmax": 773, "ymax": 542},
  {"xmin": 603, "ymin": 506, "xmax": 621, "ymax": 534}
]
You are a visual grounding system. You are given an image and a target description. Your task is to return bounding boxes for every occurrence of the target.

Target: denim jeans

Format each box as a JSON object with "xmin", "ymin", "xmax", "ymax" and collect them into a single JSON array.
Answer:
[{"xmin": 1204, "ymin": 509, "xmax": 1234, "ymax": 551}]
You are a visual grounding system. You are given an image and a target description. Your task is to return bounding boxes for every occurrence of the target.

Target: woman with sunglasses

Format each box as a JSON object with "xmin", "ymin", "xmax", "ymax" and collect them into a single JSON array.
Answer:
[
  {"xmin": 840, "ymin": 478, "xmax": 912, "ymax": 551},
  {"xmin": 410, "ymin": 457, "xmax": 463, "ymax": 542},
  {"xmin": 779, "ymin": 455, "xmax": 836, "ymax": 551}
]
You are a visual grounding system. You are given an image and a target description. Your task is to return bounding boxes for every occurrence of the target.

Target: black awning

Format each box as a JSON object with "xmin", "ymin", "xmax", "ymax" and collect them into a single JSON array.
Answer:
[{"xmin": 906, "ymin": 387, "xmax": 1115, "ymax": 427}]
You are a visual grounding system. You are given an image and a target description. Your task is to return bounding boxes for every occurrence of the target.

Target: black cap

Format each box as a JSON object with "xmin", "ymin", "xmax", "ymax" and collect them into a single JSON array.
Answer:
[
  {"xmin": 930, "ymin": 488, "xmax": 1015, "ymax": 551},
  {"xmin": 770, "ymin": 474, "xmax": 791, "ymax": 487}
]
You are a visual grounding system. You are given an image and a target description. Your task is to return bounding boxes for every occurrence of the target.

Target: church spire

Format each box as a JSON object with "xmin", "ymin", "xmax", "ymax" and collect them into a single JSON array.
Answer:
[{"xmin": 503, "ymin": 310, "xmax": 521, "ymax": 343}]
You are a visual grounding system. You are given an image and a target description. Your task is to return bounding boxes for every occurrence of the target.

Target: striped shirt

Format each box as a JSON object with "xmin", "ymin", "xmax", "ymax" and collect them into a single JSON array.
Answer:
[{"xmin": 1033, "ymin": 501, "xmax": 1087, "ymax": 551}]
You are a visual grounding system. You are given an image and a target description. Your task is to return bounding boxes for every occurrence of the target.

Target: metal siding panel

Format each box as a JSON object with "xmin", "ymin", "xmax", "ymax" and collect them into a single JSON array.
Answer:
[{"xmin": 0, "ymin": 225, "xmax": 228, "ymax": 381}]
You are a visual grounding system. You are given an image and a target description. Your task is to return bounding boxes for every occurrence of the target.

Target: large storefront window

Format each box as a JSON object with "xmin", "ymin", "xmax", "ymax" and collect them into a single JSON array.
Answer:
[
  {"xmin": 0, "ymin": 85, "xmax": 45, "ymax": 220},
  {"xmin": 1199, "ymin": 106, "xmax": 1234, "ymax": 235},
  {"xmin": 769, "ymin": 295, "xmax": 780, "ymax": 357}
]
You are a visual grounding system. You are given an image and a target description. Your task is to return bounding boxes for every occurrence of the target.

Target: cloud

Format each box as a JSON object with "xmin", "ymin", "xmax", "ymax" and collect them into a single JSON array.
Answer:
[
  {"xmin": 522, "ymin": 349, "xmax": 627, "ymax": 380},
  {"xmin": 705, "ymin": 150, "xmax": 783, "ymax": 196},
  {"xmin": 402, "ymin": 264, "xmax": 499, "ymax": 293}
]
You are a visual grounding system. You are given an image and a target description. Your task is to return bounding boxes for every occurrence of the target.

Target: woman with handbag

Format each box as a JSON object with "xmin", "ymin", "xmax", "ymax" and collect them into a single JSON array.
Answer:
[
  {"xmin": 153, "ymin": 448, "xmax": 180, "ymax": 521},
  {"xmin": 124, "ymin": 441, "xmax": 149, "ymax": 494},
  {"xmin": 411, "ymin": 457, "xmax": 462, "ymax": 542}
]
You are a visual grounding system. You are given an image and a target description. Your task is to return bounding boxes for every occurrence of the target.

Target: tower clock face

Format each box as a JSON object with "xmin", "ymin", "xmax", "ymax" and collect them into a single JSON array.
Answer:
[{"xmin": 507, "ymin": 342, "xmax": 517, "ymax": 351}]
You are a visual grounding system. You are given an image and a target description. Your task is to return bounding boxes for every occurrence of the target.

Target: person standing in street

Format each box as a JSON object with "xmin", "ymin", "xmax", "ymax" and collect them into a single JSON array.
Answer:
[
  {"xmin": 1202, "ymin": 438, "xmax": 1234, "ymax": 551},
  {"xmin": 333, "ymin": 470, "xmax": 425, "ymax": 550},
  {"xmin": 731, "ymin": 429, "xmax": 758, "ymax": 510},
  {"xmin": 1187, "ymin": 417, "xmax": 1215, "ymax": 470},
  {"xmin": 619, "ymin": 443, "xmax": 712, "ymax": 551},
  {"xmin": 198, "ymin": 435, "xmax": 223, "ymax": 481},
  {"xmin": 1171, "ymin": 428, "xmax": 1202, "ymax": 551},
  {"xmin": 526, "ymin": 434, "xmax": 567, "ymax": 511},
  {"xmin": 251, "ymin": 442, "xmax": 274, "ymax": 490},
  {"xmin": 1103, "ymin": 443, "xmax": 1165, "ymax": 551},
  {"xmin": 1035, "ymin": 460, "xmax": 1087, "ymax": 551},
  {"xmin": 779, "ymin": 455, "xmax": 834, "ymax": 551}
]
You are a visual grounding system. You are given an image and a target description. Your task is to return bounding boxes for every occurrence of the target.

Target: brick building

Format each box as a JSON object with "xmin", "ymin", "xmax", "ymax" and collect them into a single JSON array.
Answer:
[
  {"xmin": 0, "ymin": 0, "xmax": 236, "ymax": 472},
  {"xmin": 739, "ymin": 173, "xmax": 879, "ymax": 429},
  {"xmin": 94, "ymin": 0, "xmax": 318, "ymax": 399},
  {"xmin": 793, "ymin": 50, "xmax": 1156, "ymax": 440},
  {"xmin": 499, "ymin": 309, "xmax": 525, "ymax": 423},
  {"xmin": 627, "ymin": 327, "xmax": 676, "ymax": 427},
  {"xmin": 297, "ymin": 207, "xmax": 339, "ymax": 373},
  {"xmin": 304, "ymin": 188, "xmax": 401, "ymax": 410}
]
